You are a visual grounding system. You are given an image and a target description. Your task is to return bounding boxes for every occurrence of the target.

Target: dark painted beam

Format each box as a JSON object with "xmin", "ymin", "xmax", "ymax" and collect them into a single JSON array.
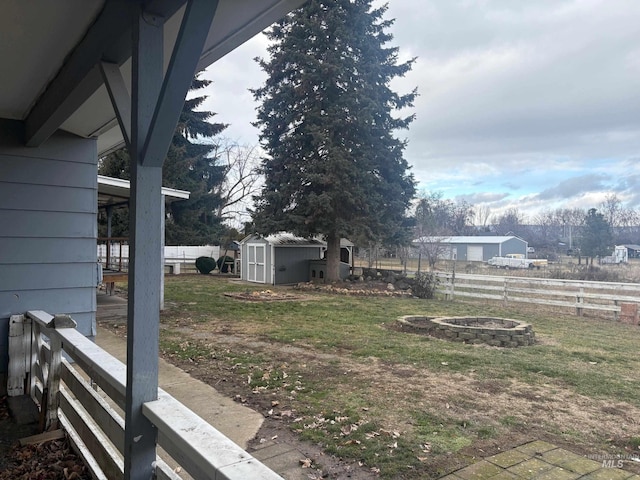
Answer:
[
  {"xmin": 100, "ymin": 62, "xmax": 132, "ymax": 150},
  {"xmin": 141, "ymin": 0, "xmax": 219, "ymax": 167}
]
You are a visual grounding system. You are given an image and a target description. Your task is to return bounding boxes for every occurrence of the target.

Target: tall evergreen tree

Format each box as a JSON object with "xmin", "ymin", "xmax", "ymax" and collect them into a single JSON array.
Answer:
[
  {"xmin": 98, "ymin": 75, "xmax": 228, "ymax": 244},
  {"xmin": 252, "ymin": 0, "xmax": 417, "ymax": 281},
  {"xmin": 580, "ymin": 208, "xmax": 612, "ymax": 262}
]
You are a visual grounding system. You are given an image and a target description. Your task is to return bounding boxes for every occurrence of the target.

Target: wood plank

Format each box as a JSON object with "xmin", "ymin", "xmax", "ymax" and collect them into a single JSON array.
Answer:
[
  {"xmin": 144, "ymin": 393, "xmax": 283, "ymax": 480},
  {"xmin": 58, "ymin": 410, "xmax": 110, "ymax": 480},
  {"xmin": 26, "ymin": 315, "xmax": 128, "ymax": 409},
  {"xmin": 46, "ymin": 334, "xmax": 63, "ymax": 429},
  {"xmin": 59, "ymin": 388, "xmax": 124, "ymax": 480},
  {"xmin": 8, "ymin": 315, "xmax": 27, "ymax": 396},
  {"xmin": 155, "ymin": 458, "xmax": 183, "ymax": 480},
  {"xmin": 19, "ymin": 429, "xmax": 65, "ymax": 446},
  {"xmin": 61, "ymin": 359, "xmax": 125, "ymax": 454}
]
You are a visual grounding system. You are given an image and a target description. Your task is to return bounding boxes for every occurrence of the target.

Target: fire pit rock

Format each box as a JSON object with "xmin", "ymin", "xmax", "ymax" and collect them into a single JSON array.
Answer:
[{"xmin": 397, "ymin": 315, "xmax": 534, "ymax": 347}]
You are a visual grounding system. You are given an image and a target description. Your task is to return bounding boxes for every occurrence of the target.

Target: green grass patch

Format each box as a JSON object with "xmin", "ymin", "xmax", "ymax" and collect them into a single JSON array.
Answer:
[{"xmin": 158, "ymin": 275, "xmax": 640, "ymax": 478}]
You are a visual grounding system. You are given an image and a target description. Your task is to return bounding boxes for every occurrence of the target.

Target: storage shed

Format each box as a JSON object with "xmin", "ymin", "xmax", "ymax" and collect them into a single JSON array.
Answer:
[
  {"xmin": 240, "ymin": 233, "xmax": 325, "ymax": 285},
  {"xmin": 240, "ymin": 234, "xmax": 354, "ymax": 284},
  {"xmin": 413, "ymin": 236, "xmax": 528, "ymax": 262}
]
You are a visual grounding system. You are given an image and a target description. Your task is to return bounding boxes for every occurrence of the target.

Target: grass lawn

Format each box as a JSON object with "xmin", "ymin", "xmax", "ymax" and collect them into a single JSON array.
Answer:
[{"xmin": 154, "ymin": 275, "xmax": 640, "ymax": 479}]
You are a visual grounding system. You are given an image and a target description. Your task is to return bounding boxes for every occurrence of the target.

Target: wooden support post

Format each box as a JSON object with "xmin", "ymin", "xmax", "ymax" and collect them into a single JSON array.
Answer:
[
  {"xmin": 125, "ymin": 6, "xmax": 163, "ymax": 479},
  {"xmin": 123, "ymin": 3, "xmax": 220, "ymax": 477},
  {"xmin": 8, "ymin": 315, "xmax": 28, "ymax": 396},
  {"xmin": 32, "ymin": 323, "xmax": 49, "ymax": 395},
  {"xmin": 45, "ymin": 334, "xmax": 63, "ymax": 431}
]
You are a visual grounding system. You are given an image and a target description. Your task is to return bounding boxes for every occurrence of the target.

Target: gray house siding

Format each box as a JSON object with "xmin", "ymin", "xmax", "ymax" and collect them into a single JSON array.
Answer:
[
  {"xmin": 0, "ymin": 120, "xmax": 98, "ymax": 378},
  {"xmin": 273, "ymin": 246, "xmax": 322, "ymax": 285}
]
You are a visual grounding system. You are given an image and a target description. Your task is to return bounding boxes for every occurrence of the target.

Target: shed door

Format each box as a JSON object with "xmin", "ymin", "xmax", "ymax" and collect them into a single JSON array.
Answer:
[
  {"xmin": 467, "ymin": 245, "xmax": 483, "ymax": 262},
  {"xmin": 247, "ymin": 244, "xmax": 266, "ymax": 283}
]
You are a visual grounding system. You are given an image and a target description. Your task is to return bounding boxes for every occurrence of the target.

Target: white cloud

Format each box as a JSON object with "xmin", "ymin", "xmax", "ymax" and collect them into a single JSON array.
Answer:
[{"xmin": 202, "ymin": 0, "xmax": 640, "ymax": 220}]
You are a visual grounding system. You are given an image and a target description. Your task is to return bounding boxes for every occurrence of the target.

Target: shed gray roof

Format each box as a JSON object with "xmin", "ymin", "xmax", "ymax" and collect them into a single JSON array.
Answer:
[
  {"xmin": 413, "ymin": 236, "xmax": 525, "ymax": 245},
  {"xmin": 266, "ymin": 233, "xmax": 325, "ymax": 246},
  {"xmin": 241, "ymin": 233, "xmax": 354, "ymax": 248},
  {"xmin": 240, "ymin": 233, "xmax": 325, "ymax": 247}
]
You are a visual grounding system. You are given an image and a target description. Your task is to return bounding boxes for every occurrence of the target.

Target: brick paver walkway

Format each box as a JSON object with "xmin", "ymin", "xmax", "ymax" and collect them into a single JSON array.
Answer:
[{"xmin": 441, "ymin": 441, "xmax": 640, "ymax": 479}]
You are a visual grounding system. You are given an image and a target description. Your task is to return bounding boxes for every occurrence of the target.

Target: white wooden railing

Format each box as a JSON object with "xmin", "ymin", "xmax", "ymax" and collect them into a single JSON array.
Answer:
[
  {"xmin": 7, "ymin": 311, "xmax": 282, "ymax": 480},
  {"xmin": 436, "ymin": 272, "xmax": 640, "ymax": 320}
]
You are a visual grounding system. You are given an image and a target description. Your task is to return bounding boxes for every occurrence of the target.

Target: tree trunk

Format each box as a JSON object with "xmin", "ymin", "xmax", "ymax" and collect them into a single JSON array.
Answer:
[{"xmin": 326, "ymin": 232, "xmax": 341, "ymax": 282}]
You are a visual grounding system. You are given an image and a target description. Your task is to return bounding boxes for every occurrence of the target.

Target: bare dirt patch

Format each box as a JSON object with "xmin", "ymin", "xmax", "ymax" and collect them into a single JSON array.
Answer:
[{"xmin": 223, "ymin": 289, "xmax": 311, "ymax": 302}]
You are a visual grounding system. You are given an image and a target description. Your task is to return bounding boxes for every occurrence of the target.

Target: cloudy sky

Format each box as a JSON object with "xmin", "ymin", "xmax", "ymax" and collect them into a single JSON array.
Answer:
[{"xmin": 201, "ymin": 0, "xmax": 640, "ymax": 223}]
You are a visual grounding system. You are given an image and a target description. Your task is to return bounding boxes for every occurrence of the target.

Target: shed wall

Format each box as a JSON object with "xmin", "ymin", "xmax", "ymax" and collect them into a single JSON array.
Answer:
[
  {"xmin": 0, "ymin": 120, "xmax": 98, "ymax": 380},
  {"xmin": 273, "ymin": 246, "xmax": 323, "ymax": 285}
]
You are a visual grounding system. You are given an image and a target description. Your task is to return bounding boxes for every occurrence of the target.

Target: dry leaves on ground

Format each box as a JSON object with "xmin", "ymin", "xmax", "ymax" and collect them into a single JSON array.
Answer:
[{"xmin": 0, "ymin": 436, "xmax": 91, "ymax": 480}]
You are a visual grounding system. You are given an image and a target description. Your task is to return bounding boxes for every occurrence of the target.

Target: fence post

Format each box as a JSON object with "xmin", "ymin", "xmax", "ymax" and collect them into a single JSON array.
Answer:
[
  {"xmin": 503, "ymin": 278, "xmax": 508, "ymax": 305},
  {"xmin": 7, "ymin": 315, "xmax": 29, "ymax": 397},
  {"xmin": 445, "ymin": 273, "xmax": 455, "ymax": 300},
  {"xmin": 46, "ymin": 314, "xmax": 77, "ymax": 431},
  {"xmin": 576, "ymin": 287, "xmax": 584, "ymax": 316}
]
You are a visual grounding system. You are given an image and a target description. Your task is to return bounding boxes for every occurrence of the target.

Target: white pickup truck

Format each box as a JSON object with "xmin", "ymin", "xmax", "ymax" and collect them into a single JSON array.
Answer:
[{"xmin": 487, "ymin": 254, "xmax": 548, "ymax": 270}]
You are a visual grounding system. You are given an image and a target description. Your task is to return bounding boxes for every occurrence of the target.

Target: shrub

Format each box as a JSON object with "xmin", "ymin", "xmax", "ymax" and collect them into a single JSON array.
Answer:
[
  {"xmin": 195, "ymin": 256, "xmax": 217, "ymax": 274},
  {"xmin": 412, "ymin": 272, "xmax": 439, "ymax": 299},
  {"xmin": 217, "ymin": 256, "xmax": 235, "ymax": 273}
]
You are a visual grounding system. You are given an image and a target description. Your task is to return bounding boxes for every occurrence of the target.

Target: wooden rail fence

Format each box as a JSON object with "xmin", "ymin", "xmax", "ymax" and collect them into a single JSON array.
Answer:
[
  {"xmin": 435, "ymin": 272, "xmax": 640, "ymax": 320},
  {"xmin": 8, "ymin": 311, "xmax": 282, "ymax": 480}
]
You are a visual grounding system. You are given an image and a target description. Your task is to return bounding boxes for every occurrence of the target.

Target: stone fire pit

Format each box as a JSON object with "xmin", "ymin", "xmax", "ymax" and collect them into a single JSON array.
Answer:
[{"xmin": 397, "ymin": 316, "xmax": 535, "ymax": 347}]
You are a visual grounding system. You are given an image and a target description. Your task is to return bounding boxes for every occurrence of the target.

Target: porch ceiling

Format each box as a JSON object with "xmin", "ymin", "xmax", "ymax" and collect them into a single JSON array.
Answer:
[{"xmin": 1, "ymin": 0, "xmax": 305, "ymax": 156}]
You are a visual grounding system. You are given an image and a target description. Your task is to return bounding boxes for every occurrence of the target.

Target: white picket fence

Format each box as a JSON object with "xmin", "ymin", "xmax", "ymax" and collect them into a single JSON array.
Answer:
[
  {"xmin": 8, "ymin": 311, "xmax": 282, "ymax": 480},
  {"xmin": 435, "ymin": 272, "xmax": 640, "ymax": 320}
]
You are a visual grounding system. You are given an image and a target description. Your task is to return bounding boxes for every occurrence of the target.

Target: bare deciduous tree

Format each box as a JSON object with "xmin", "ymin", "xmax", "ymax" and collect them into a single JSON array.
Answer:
[
  {"xmin": 211, "ymin": 139, "xmax": 262, "ymax": 228},
  {"xmin": 474, "ymin": 205, "xmax": 492, "ymax": 228}
]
